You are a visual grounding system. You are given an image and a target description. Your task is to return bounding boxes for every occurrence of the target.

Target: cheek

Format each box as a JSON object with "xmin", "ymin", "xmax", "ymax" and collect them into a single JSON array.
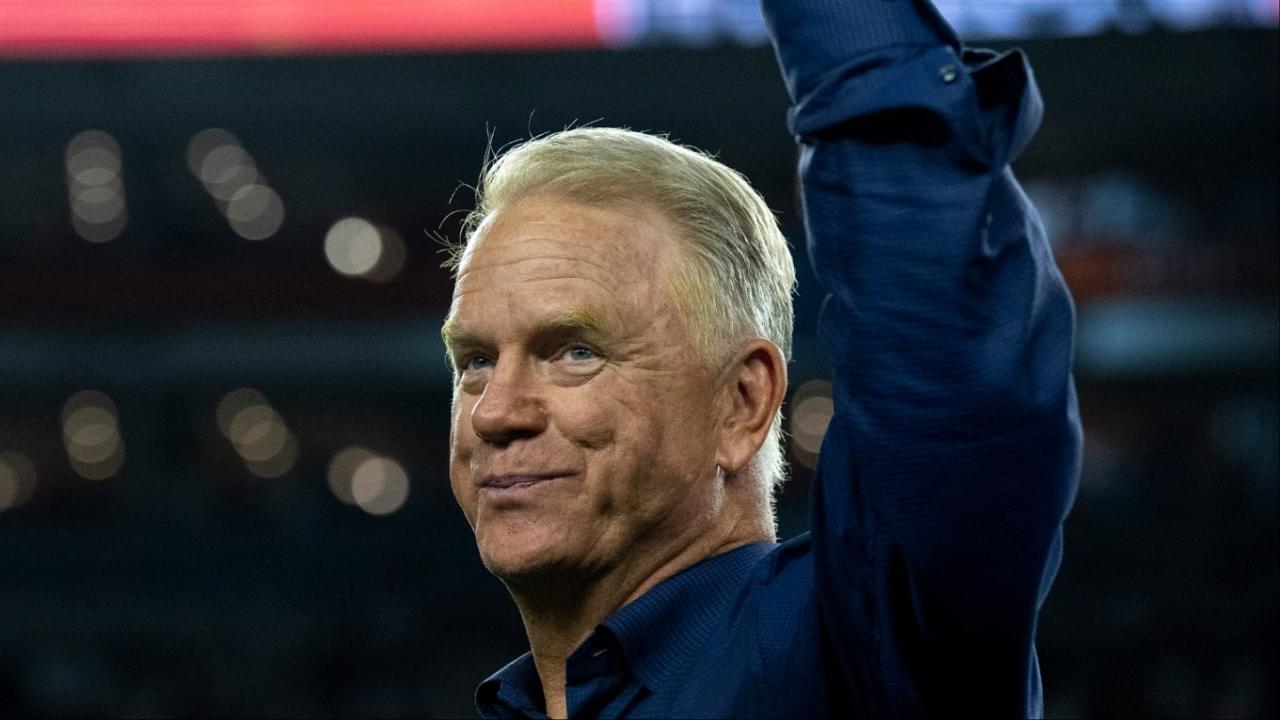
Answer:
[
  {"xmin": 570, "ymin": 380, "xmax": 703, "ymax": 487},
  {"xmin": 449, "ymin": 395, "xmax": 478, "ymax": 525},
  {"xmin": 449, "ymin": 391, "xmax": 476, "ymax": 458},
  {"xmin": 641, "ymin": 380, "xmax": 720, "ymax": 482},
  {"xmin": 450, "ymin": 473, "xmax": 477, "ymax": 529},
  {"xmin": 552, "ymin": 387, "xmax": 619, "ymax": 451}
]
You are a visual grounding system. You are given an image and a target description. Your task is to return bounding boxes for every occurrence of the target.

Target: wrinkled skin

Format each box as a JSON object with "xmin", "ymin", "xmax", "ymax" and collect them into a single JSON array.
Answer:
[{"xmin": 443, "ymin": 196, "xmax": 731, "ymax": 593}]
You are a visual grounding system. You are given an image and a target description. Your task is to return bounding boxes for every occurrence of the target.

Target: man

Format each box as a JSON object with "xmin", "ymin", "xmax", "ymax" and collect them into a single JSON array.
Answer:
[{"xmin": 440, "ymin": 0, "xmax": 1081, "ymax": 717}]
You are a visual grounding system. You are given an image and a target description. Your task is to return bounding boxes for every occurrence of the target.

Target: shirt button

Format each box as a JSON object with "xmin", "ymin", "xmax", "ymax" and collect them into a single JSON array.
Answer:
[{"xmin": 939, "ymin": 64, "xmax": 959, "ymax": 83}]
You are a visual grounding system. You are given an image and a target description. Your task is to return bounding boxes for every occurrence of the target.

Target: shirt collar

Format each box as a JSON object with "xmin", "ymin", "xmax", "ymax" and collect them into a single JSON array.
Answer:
[
  {"xmin": 602, "ymin": 542, "xmax": 775, "ymax": 692},
  {"xmin": 474, "ymin": 541, "xmax": 776, "ymax": 716},
  {"xmin": 476, "ymin": 651, "xmax": 543, "ymax": 719}
]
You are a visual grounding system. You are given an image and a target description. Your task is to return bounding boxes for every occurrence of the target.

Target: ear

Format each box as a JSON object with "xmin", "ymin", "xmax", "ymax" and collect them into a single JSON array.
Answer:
[{"xmin": 715, "ymin": 339, "xmax": 787, "ymax": 476}]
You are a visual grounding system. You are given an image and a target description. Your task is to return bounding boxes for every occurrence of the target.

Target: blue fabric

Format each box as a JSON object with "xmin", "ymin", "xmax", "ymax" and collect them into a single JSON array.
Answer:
[{"xmin": 475, "ymin": 1, "xmax": 1082, "ymax": 717}]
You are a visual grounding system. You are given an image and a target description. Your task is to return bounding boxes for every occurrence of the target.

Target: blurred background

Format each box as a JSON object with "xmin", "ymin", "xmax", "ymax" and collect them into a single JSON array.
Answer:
[{"xmin": 0, "ymin": 0, "xmax": 1276, "ymax": 716}]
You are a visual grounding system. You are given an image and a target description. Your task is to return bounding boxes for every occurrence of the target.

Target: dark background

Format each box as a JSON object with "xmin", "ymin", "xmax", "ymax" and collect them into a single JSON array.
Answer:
[{"xmin": 1, "ymin": 24, "xmax": 1277, "ymax": 718}]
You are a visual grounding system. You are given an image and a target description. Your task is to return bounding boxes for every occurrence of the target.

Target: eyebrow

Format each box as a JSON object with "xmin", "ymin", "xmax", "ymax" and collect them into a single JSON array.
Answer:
[{"xmin": 441, "ymin": 307, "xmax": 617, "ymax": 358}]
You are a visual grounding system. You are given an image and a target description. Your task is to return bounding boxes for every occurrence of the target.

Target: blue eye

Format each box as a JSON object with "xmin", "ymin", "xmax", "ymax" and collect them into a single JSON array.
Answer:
[
  {"xmin": 565, "ymin": 346, "xmax": 597, "ymax": 362},
  {"xmin": 463, "ymin": 355, "xmax": 493, "ymax": 371}
]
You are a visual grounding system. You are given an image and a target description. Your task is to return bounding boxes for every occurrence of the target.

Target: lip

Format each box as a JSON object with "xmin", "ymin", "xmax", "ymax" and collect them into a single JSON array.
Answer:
[{"xmin": 478, "ymin": 473, "xmax": 569, "ymax": 490}]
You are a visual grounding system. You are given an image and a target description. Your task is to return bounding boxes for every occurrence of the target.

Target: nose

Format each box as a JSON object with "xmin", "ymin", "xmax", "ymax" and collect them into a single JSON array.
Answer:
[{"xmin": 470, "ymin": 359, "xmax": 546, "ymax": 444}]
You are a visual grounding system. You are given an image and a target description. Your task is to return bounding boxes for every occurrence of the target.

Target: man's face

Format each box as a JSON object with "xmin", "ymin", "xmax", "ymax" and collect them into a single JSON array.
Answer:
[{"xmin": 443, "ymin": 195, "xmax": 725, "ymax": 588}]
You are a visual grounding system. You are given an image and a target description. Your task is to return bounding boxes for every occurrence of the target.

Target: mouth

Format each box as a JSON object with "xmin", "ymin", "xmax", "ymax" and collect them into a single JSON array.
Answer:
[{"xmin": 478, "ymin": 473, "xmax": 568, "ymax": 491}]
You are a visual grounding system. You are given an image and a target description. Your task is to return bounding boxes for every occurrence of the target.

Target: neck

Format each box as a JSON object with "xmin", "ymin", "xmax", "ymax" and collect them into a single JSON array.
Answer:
[{"xmin": 509, "ymin": 492, "xmax": 774, "ymax": 719}]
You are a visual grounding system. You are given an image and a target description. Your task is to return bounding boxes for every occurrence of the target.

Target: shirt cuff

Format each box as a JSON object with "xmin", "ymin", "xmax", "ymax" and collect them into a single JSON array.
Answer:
[{"xmin": 762, "ymin": 0, "xmax": 961, "ymax": 105}]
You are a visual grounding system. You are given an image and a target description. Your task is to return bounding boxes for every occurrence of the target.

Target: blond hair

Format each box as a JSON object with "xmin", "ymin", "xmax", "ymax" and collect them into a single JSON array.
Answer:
[{"xmin": 449, "ymin": 127, "xmax": 795, "ymax": 494}]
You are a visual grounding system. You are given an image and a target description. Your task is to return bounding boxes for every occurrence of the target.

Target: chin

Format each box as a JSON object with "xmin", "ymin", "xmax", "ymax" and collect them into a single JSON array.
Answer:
[{"xmin": 476, "ymin": 525, "xmax": 572, "ymax": 587}]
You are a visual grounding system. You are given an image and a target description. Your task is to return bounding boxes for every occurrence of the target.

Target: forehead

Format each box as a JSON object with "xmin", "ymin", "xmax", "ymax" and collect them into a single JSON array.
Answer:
[{"xmin": 447, "ymin": 196, "xmax": 681, "ymax": 328}]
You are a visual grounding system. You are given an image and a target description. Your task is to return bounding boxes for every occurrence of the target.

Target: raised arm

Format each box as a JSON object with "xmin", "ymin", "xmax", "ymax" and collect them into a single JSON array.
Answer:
[{"xmin": 762, "ymin": 1, "xmax": 1082, "ymax": 716}]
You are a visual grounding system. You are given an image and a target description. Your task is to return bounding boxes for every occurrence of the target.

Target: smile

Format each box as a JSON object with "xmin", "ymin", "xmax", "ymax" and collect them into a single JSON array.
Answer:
[{"xmin": 478, "ymin": 473, "xmax": 567, "ymax": 490}]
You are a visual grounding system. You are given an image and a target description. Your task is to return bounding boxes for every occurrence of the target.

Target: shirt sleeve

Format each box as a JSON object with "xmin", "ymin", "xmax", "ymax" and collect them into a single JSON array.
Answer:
[{"xmin": 761, "ymin": 1, "xmax": 1083, "ymax": 717}]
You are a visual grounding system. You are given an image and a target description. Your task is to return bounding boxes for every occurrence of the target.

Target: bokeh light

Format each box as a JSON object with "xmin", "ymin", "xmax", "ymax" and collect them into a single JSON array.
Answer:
[
  {"xmin": 62, "ymin": 390, "xmax": 125, "ymax": 480},
  {"xmin": 66, "ymin": 145, "xmax": 120, "ymax": 184},
  {"xmin": 65, "ymin": 130, "xmax": 126, "ymax": 243},
  {"xmin": 364, "ymin": 225, "xmax": 407, "ymax": 283},
  {"xmin": 789, "ymin": 379, "xmax": 834, "ymax": 469},
  {"xmin": 199, "ymin": 144, "xmax": 258, "ymax": 201},
  {"xmin": 71, "ymin": 185, "xmax": 126, "ymax": 224},
  {"xmin": 245, "ymin": 433, "xmax": 298, "ymax": 479},
  {"xmin": 226, "ymin": 183, "xmax": 285, "ymax": 240},
  {"xmin": 351, "ymin": 456, "xmax": 410, "ymax": 516},
  {"xmin": 216, "ymin": 388, "xmax": 268, "ymax": 437},
  {"xmin": 217, "ymin": 388, "xmax": 298, "ymax": 478},
  {"xmin": 187, "ymin": 128, "xmax": 285, "ymax": 240},
  {"xmin": 0, "ymin": 450, "xmax": 38, "ymax": 513},
  {"xmin": 324, "ymin": 217, "xmax": 383, "ymax": 278},
  {"xmin": 227, "ymin": 403, "xmax": 289, "ymax": 462},
  {"xmin": 326, "ymin": 446, "xmax": 373, "ymax": 505},
  {"xmin": 186, "ymin": 128, "xmax": 240, "ymax": 174},
  {"xmin": 327, "ymin": 447, "xmax": 410, "ymax": 516}
]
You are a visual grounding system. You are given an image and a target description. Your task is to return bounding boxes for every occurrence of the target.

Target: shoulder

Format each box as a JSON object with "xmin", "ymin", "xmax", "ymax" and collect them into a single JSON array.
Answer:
[
  {"xmin": 750, "ymin": 533, "xmax": 818, "ymax": 658},
  {"xmin": 747, "ymin": 534, "xmax": 835, "ymax": 715}
]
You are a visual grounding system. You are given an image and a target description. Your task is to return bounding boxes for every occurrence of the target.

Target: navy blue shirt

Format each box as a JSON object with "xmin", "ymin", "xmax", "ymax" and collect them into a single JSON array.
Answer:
[{"xmin": 476, "ymin": 1, "xmax": 1082, "ymax": 717}]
